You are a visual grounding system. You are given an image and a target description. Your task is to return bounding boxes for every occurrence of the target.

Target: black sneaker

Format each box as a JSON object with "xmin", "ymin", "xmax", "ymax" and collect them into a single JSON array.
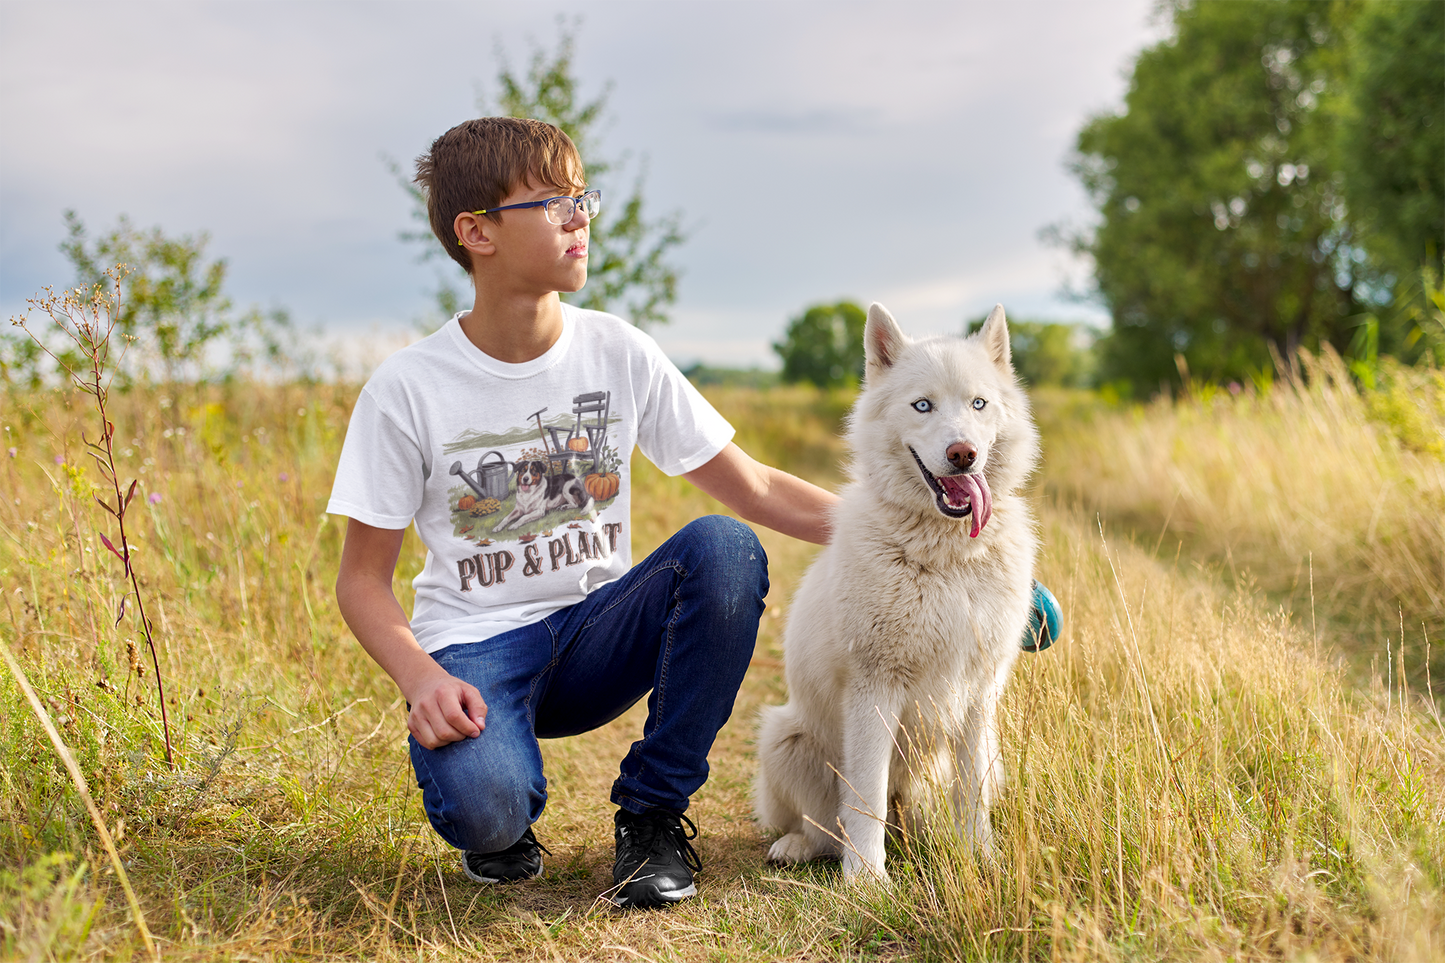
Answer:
[
  {"xmin": 611, "ymin": 808, "xmax": 701, "ymax": 908},
  {"xmin": 462, "ymin": 827, "xmax": 548, "ymax": 883}
]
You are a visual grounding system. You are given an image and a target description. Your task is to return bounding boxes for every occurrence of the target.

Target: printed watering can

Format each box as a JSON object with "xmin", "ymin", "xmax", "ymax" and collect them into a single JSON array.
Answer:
[{"xmin": 450, "ymin": 450, "xmax": 510, "ymax": 501}]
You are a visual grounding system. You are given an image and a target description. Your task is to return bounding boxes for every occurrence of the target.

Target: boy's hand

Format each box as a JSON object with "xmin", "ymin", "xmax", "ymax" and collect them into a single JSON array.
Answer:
[
  {"xmin": 407, "ymin": 671, "xmax": 488, "ymax": 749},
  {"xmin": 336, "ymin": 518, "xmax": 489, "ymax": 750}
]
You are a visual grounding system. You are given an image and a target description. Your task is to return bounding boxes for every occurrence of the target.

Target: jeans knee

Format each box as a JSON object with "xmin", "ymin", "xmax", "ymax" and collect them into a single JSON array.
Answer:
[
  {"xmin": 680, "ymin": 515, "xmax": 769, "ymax": 599},
  {"xmin": 672, "ymin": 517, "xmax": 769, "ymax": 659},
  {"xmin": 451, "ymin": 779, "xmax": 539, "ymax": 852},
  {"xmin": 415, "ymin": 742, "xmax": 544, "ymax": 853}
]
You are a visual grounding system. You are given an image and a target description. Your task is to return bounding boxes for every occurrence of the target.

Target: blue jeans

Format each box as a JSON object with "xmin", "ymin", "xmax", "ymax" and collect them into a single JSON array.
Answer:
[{"xmin": 409, "ymin": 515, "xmax": 769, "ymax": 854}]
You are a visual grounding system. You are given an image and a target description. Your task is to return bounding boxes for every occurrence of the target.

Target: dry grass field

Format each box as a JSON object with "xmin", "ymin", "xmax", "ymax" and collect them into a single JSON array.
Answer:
[
  {"xmin": 2, "ymin": 369, "xmax": 1443, "ymax": 961},
  {"xmin": 1032, "ymin": 351, "xmax": 1445, "ymax": 693}
]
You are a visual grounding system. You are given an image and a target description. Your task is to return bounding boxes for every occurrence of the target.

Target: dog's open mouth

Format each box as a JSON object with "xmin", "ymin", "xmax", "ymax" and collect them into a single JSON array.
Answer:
[{"xmin": 908, "ymin": 447, "xmax": 992, "ymax": 538}]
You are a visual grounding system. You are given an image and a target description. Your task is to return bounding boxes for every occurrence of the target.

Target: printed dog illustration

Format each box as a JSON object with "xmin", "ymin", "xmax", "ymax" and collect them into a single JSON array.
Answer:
[{"xmin": 493, "ymin": 459, "xmax": 592, "ymax": 533}]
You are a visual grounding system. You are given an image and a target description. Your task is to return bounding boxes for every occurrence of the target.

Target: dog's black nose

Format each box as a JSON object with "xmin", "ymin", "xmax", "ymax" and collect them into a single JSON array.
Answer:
[{"xmin": 947, "ymin": 441, "xmax": 977, "ymax": 469}]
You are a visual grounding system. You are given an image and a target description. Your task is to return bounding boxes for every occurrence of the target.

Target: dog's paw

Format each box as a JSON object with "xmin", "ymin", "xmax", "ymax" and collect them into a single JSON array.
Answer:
[
  {"xmin": 841, "ymin": 850, "xmax": 890, "ymax": 884},
  {"xmin": 767, "ymin": 833, "xmax": 818, "ymax": 865}
]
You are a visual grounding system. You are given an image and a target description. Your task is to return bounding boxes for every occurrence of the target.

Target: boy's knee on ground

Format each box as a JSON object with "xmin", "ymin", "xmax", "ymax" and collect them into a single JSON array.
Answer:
[
  {"xmin": 436, "ymin": 775, "xmax": 542, "ymax": 853},
  {"xmin": 450, "ymin": 803, "xmax": 536, "ymax": 855},
  {"xmin": 417, "ymin": 744, "xmax": 545, "ymax": 853}
]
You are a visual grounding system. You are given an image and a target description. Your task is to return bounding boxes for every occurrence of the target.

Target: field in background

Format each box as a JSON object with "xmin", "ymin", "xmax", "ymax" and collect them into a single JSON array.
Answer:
[
  {"xmin": 1, "ymin": 376, "xmax": 1442, "ymax": 961},
  {"xmin": 1032, "ymin": 350, "xmax": 1445, "ymax": 697}
]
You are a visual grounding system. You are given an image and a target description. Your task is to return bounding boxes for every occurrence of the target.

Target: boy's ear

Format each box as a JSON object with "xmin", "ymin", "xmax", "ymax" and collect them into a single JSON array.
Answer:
[{"xmin": 453, "ymin": 212, "xmax": 497, "ymax": 259}]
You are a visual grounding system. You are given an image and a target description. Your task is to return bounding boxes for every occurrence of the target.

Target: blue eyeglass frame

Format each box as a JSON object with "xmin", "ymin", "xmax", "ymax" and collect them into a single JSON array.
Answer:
[
  {"xmin": 470, "ymin": 189, "xmax": 600, "ymax": 221},
  {"xmin": 456, "ymin": 189, "xmax": 600, "ymax": 245}
]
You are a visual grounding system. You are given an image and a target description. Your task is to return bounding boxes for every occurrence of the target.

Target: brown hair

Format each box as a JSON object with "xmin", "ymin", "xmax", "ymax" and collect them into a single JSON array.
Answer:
[{"xmin": 414, "ymin": 117, "xmax": 587, "ymax": 272}]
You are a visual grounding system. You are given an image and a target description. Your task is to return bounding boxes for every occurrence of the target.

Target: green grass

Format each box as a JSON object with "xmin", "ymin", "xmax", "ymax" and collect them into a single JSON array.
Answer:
[{"xmin": 1, "ymin": 376, "xmax": 1442, "ymax": 961}]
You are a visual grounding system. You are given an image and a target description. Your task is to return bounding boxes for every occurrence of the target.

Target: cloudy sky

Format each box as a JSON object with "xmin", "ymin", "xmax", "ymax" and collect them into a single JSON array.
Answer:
[{"xmin": 1, "ymin": 0, "xmax": 1163, "ymax": 369}]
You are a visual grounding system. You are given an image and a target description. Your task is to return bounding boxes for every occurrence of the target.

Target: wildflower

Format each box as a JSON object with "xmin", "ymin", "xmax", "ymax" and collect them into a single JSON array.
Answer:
[
  {"xmin": 148, "ymin": 492, "xmax": 162, "ymax": 505},
  {"xmin": 279, "ymin": 472, "xmax": 289, "ymax": 482},
  {"xmin": 6, "ymin": 448, "xmax": 14, "ymax": 458},
  {"xmin": 54, "ymin": 454, "xmax": 64, "ymax": 464}
]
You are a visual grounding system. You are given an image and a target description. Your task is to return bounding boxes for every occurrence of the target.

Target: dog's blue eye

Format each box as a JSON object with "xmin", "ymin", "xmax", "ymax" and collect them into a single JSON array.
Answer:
[
  {"xmin": 972, "ymin": 398, "xmax": 987, "ymax": 410},
  {"xmin": 912, "ymin": 399, "xmax": 932, "ymax": 413}
]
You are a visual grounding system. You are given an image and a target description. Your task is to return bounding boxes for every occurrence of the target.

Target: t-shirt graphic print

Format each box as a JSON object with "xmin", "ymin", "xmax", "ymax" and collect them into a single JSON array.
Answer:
[
  {"xmin": 444, "ymin": 389, "xmax": 622, "ymax": 592},
  {"xmin": 327, "ymin": 305, "xmax": 733, "ymax": 655}
]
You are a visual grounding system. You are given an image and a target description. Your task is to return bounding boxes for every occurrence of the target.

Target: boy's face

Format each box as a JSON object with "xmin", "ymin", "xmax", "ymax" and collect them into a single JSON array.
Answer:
[{"xmin": 474, "ymin": 180, "xmax": 590, "ymax": 296}]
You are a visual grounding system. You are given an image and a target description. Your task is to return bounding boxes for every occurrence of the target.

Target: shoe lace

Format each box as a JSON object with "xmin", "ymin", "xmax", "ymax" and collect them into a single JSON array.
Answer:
[
  {"xmin": 622, "ymin": 809, "xmax": 701, "ymax": 873},
  {"xmin": 513, "ymin": 827, "xmax": 552, "ymax": 859}
]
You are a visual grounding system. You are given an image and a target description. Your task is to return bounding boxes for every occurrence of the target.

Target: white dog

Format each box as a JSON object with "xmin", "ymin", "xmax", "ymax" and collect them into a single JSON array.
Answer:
[{"xmin": 754, "ymin": 302, "xmax": 1039, "ymax": 881}]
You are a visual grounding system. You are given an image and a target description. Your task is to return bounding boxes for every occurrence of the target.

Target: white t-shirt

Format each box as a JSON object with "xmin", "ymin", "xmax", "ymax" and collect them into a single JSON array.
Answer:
[{"xmin": 327, "ymin": 305, "xmax": 734, "ymax": 654}]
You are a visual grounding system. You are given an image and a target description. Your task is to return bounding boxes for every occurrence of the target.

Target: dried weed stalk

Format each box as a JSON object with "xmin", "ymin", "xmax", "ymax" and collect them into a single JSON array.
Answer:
[{"xmin": 10, "ymin": 267, "xmax": 174, "ymax": 764}]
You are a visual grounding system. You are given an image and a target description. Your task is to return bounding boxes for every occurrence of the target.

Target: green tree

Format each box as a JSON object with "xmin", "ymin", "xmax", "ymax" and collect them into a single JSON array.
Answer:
[
  {"xmin": 1337, "ymin": 0, "xmax": 1445, "ymax": 286},
  {"xmin": 1068, "ymin": 1, "xmax": 1370, "ymax": 390},
  {"xmin": 395, "ymin": 23, "xmax": 685, "ymax": 329},
  {"xmin": 3, "ymin": 212, "xmax": 298, "ymax": 388},
  {"xmin": 772, "ymin": 301, "xmax": 867, "ymax": 388},
  {"xmin": 60, "ymin": 211, "xmax": 229, "ymax": 384},
  {"xmin": 966, "ymin": 316, "xmax": 1097, "ymax": 388}
]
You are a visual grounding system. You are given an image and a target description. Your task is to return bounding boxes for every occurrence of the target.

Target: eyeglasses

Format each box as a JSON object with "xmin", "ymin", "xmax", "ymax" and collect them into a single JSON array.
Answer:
[{"xmin": 470, "ymin": 189, "xmax": 601, "ymax": 226}]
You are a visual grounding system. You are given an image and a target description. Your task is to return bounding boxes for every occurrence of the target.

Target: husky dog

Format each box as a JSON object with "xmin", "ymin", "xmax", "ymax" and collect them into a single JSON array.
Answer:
[
  {"xmin": 494, "ymin": 459, "xmax": 592, "ymax": 532},
  {"xmin": 755, "ymin": 303, "xmax": 1039, "ymax": 881}
]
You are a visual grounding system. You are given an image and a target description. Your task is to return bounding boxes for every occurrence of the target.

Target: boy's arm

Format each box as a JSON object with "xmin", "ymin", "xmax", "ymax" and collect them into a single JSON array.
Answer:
[
  {"xmin": 335, "ymin": 518, "xmax": 487, "ymax": 749},
  {"xmin": 683, "ymin": 442, "xmax": 839, "ymax": 545}
]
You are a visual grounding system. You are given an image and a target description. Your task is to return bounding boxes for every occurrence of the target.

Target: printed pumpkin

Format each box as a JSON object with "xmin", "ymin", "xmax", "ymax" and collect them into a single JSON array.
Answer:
[
  {"xmin": 457, "ymin": 494, "xmax": 476, "ymax": 511},
  {"xmin": 584, "ymin": 471, "xmax": 619, "ymax": 501},
  {"xmin": 567, "ymin": 436, "xmax": 589, "ymax": 452}
]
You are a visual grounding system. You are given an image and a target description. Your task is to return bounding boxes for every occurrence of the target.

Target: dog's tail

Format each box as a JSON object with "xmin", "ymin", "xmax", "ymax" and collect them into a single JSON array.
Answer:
[{"xmin": 755, "ymin": 704, "xmax": 835, "ymax": 833}]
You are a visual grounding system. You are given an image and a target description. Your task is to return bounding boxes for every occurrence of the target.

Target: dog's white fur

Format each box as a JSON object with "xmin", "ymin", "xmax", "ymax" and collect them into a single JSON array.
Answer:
[{"xmin": 754, "ymin": 303, "xmax": 1039, "ymax": 881}]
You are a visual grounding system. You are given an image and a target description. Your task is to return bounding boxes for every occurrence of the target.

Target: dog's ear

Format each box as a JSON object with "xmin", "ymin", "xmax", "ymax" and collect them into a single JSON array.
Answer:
[
  {"xmin": 978, "ymin": 303, "xmax": 1012, "ymax": 373},
  {"xmin": 865, "ymin": 303, "xmax": 908, "ymax": 379}
]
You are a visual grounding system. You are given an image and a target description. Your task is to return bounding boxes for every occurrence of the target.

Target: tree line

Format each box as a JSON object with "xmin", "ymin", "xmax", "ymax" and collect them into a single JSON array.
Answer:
[
  {"xmin": 770, "ymin": 302, "xmax": 1097, "ymax": 391},
  {"xmin": 1067, "ymin": 0, "xmax": 1443, "ymax": 394}
]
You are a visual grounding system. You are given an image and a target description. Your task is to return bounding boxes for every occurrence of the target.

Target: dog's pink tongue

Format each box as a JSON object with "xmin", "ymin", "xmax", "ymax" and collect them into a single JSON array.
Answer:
[{"xmin": 938, "ymin": 473, "xmax": 993, "ymax": 537}]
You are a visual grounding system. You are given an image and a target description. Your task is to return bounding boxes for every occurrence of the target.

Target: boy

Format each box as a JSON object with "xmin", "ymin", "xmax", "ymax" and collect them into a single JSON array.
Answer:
[{"xmin": 329, "ymin": 117, "xmax": 838, "ymax": 909}]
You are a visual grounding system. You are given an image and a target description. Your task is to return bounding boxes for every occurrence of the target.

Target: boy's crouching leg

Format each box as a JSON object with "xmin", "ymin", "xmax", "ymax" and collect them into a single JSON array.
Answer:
[
  {"xmin": 610, "ymin": 515, "xmax": 770, "ymax": 813},
  {"xmin": 409, "ymin": 705, "xmax": 547, "ymax": 856}
]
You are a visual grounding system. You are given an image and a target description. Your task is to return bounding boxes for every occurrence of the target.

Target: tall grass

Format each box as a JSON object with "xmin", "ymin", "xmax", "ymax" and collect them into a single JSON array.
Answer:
[
  {"xmin": 1, "ymin": 377, "xmax": 1442, "ymax": 960},
  {"xmin": 1035, "ymin": 348, "xmax": 1445, "ymax": 697},
  {"xmin": 903, "ymin": 511, "xmax": 1444, "ymax": 960}
]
